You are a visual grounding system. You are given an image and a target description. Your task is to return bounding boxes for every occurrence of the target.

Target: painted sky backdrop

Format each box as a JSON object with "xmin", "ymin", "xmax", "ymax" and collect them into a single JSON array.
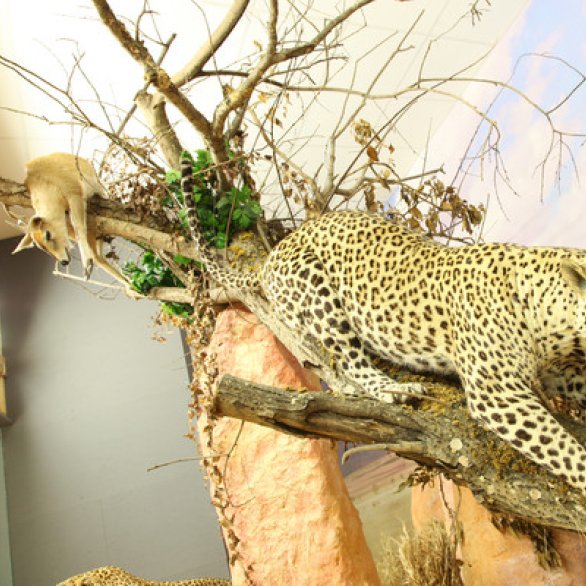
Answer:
[{"xmin": 422, "ymin": 0, "xmax": 586, "ymax": 247}]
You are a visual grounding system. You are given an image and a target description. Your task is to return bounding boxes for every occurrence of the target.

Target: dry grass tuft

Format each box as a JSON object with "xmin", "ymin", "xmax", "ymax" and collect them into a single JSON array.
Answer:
[{"xmin": 377, "ymin": 521, "xmax": 463, "ymax": 586}]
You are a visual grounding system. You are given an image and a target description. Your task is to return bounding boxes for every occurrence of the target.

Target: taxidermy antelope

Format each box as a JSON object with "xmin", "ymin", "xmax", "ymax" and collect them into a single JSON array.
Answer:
[{"xmin": 12, "ymin": 152, "xmax": 125, "ymax": 283}]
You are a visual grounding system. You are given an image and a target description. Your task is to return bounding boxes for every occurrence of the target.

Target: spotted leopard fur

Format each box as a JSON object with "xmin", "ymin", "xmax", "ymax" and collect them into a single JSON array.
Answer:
[
  {"xmin": 55, "ymin": 566, "xmax": 230, "ymax": 586},
  {"xmin": 181, "ymin": 155, "xmax": 586, "ymax": 492}
]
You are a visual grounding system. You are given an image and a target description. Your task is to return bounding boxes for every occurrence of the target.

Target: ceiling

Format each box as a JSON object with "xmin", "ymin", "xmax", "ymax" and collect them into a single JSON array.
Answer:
[{"xmin": 0, "ymin": 0, "xmax": 531, "ymax": 241}]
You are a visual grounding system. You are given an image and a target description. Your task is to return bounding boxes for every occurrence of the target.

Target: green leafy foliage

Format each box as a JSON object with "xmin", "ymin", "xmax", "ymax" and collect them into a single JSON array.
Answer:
[
  {"xmin": 124, "ymin": 250, "xmax": 181, "ymax": 293},
  {"xmin": 125, "ymin": 148, "xmax": 260, "ymax": 318},
  {"xmin": 165, "ymin": 149, "xmax": 261, "ymax": 249},
  {"xmin": 123, "ymin": 250, "xmax": 193, "ymax": 317},
  {"xmin": 159, "ymin": 300, "xmax": 193, "ymax": 319}
]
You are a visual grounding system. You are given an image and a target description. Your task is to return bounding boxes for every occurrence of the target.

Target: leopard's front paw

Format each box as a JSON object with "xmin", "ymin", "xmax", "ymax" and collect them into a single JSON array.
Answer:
[{"xmin": 378, "ymin": 382, "xmax": 426, "ymax": 405}]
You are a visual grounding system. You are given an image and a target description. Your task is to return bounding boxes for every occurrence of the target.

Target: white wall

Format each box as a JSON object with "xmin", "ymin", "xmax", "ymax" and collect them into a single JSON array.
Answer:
[{"xmin": 0, "ymin": 239, "xmax": 229, "ymax": 585}]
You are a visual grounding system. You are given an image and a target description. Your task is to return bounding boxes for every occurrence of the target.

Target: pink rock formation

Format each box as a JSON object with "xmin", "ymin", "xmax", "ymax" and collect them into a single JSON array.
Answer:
[
  {"xmin": 200, "ymin": 306, "xmax": 380, "ymax": 586},
  {"xmin": 412, "ymin": 478, "xmax": 586, "ymax": 586}
]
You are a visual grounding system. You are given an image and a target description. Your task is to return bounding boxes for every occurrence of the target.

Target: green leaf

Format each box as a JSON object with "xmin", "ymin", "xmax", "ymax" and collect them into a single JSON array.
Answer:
[
  {"xmin": 178, "ymin": 209, "xmax": 188, "ymax": 229},
  {"xmin": 236, "ymin": 212, "xmax": 251, "ymax": 229},
  {"xmin": 161, "ymin": 302, "xmax": 193, "ymax": 318},
  {"xmin": 181, "ymin": 150, "xmax": 194, "ymax": 163},
  {"xmin": 173, "ymin": 254, "xmax": 193, "ymax": 266},
  {"xmin": 248, "ymin": 200, "xmax": 262, "ymax": 215},
  {"xmin": 237, "ymin": 185, "xmax": 251, "ymax": 202},
  {"xmin": 195, "ymin": 149, "xmax": 212, "ymax": 169},
  {"xmin": 199, "ymin": 208, "xmax": 217, "ymax": 229},
  {"xmin": 165, "ymin": 169, "xmax": 181, "ymax": 184},
  {"xmin": 214, "ymin": 232, "xmax": 227, "ymax": 249},
  {"xmin": 217, "ymin": 195, "xmax": 232, "ymax": 209}
]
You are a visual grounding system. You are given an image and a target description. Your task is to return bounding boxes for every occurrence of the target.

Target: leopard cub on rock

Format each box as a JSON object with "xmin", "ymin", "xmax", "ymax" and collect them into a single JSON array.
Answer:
[{"xmin": 181, "ymin": 155, "xmax": 586, "ymax": 493}]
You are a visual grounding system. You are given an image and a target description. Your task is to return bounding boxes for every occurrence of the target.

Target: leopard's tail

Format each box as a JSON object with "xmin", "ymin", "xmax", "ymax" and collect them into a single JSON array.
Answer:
[{"xmin": 180, "ymin": 154, "xmax": 260, "ymax": 291}]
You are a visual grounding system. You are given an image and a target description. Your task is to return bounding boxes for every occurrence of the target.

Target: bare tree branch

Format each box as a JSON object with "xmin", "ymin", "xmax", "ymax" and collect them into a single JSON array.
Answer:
[
  {"xmin": 211, "ymin": 0, "xmax": 375, "ymax": 140},
  {"xmin": 115, "ymin": 32, "xmax": 176, "ymax": 130},
  {"xmin": 212, "ymin": 0, "xmax": 279, "ymax": 138},
  {"xmin": 276, "ymin": 0, "xmax": 374, "ymax": 62},
  {"xmin": 91, "ymin": 0, "xmax": 226, "ymax": 162},
  {"xmin": 171, "ymin": 0, "xmax": 251, "ymax": 87}
]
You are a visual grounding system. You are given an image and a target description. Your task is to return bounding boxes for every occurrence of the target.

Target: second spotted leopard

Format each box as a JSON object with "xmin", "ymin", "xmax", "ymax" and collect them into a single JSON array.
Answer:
[{"xmin": 181, "ymin": 160, "xmax": 586, "ymax": 492}]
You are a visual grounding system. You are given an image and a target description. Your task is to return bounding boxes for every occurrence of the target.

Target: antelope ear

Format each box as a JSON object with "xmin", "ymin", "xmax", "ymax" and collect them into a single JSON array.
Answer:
[
  {"xmin": 30, "ymin": 216, "xmax": 44, "ymax": 229},
  {"xmin": 13, "ymin": 233, "xmax": 35, "ymax": 253},
  {"xmin": 561, "ymin": 260, "xmax": 586, "ymax": 296}
]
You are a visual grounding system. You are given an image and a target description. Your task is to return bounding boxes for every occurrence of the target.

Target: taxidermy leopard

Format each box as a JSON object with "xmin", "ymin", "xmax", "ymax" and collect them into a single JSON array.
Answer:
[
  {"xmin": 181, "ymin": 156, "xmax": 586, "ymax": 492},
  {"xmin": 55, "ymin": 566, "xmax": 230, "ymax": 585}
]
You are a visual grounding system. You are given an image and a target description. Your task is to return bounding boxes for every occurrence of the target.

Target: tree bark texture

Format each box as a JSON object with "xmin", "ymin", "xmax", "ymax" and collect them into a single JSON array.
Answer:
[{"xmin": 215, "ymin": 373, "xmax": 586, "ymax": 533}]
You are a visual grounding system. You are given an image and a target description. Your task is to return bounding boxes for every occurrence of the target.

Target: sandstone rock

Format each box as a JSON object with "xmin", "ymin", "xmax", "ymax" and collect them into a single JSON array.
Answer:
[
  {"xmin": 412, "ymin": 478, "xmax": 586, "ymax": 586},
  {"xmin": 200, "ymin": 307, "xmax": 380, "ymax": 586}
]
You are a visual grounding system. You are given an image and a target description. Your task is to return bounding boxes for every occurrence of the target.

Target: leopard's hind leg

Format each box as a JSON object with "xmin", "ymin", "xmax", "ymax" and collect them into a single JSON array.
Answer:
[{"xmin": 262, "ymin": 253, "xmax": 422, "ymax": 403}]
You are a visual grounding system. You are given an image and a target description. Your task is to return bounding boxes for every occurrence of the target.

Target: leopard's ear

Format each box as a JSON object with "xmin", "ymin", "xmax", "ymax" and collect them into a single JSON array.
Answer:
[{"xmin": 561, "ymin": 260, "xmax": 586, "ymax": 295}]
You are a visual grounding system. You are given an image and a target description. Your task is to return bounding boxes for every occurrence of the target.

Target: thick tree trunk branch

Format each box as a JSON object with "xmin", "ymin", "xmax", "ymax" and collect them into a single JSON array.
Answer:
[
  {"xmin": 214, "ymin": 373, "xmax": 586, "ymax": 533},
  {"xmin": 135, "ymin": 91, "xmax": 182, "ymax": 168},
  {"xmin": 0, "ymin": 178, "xmax": 27, "ymax": 197}
]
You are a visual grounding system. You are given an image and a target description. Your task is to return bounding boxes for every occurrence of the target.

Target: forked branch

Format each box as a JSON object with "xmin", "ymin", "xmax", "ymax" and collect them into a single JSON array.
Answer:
[
  {"xmin": 172, "ymin": 0, "xmax": 251, "ymax": 87},
  {"xmin": 91, "ymin": 0, "xmax": 223, "ymax": 161}
]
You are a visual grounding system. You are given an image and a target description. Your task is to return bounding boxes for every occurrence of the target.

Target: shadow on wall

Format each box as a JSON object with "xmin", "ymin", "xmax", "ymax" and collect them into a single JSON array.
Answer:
[
  {"xmin": 0, "ymin": 236, "xmax": 231, "ymax": 584},
  {"xmin": 0, "ymin": 237, "xmax": 52, "ymax": 419}
]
